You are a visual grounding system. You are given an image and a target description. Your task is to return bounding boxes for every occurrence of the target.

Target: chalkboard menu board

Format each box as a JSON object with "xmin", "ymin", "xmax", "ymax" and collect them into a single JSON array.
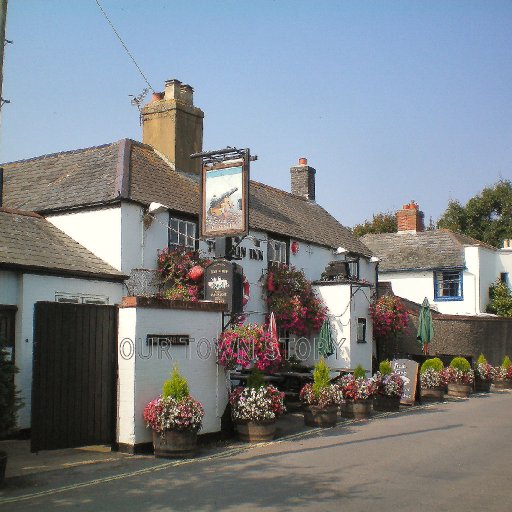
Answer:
[
  {"xmin": 392, "ymin": 358, "xmax": 419, "ymax": 405},
  {"xmin": 204, "ymin": 259, "xmax": 243, "ymax": 313}
]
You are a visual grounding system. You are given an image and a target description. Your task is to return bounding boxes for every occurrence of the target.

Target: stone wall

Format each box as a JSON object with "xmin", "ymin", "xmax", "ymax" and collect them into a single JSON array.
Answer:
[{"xmin": 378, "ymin": 313, "xmax": 512, "ymax": 366}]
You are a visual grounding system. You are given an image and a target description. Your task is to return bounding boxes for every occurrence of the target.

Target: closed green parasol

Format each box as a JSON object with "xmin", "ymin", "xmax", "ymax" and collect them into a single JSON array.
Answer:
[
  {"xmin": 417, "ymin": 297, "xmax": 434, "ymax": 355},
  {"xmin": 317, "ymin": 318, "xmax": 335, "ymax": 358}
]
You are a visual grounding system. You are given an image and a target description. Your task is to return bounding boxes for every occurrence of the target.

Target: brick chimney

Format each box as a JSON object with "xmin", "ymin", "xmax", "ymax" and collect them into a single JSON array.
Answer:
[
  {"xmin": 396, "ymin": 200, "xmax": 425, "ymax": 233},
  {"xmin": 290, "ymin": 157, "xmax": 316, "ymax": 201},
  {"xmin": 141, "ymin": 79, "xmax": 204, "ymax": 174}
]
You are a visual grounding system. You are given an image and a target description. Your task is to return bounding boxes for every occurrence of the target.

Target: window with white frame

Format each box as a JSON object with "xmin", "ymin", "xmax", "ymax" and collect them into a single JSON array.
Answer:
[
  {"xmin": 268, "ymin": 238, "xmax": 288, "ymax": 265},
  {"xmin": 169, "ymin": 216, "xmax": 197, "ymax": 251},
  {"xmin": 348, "ymin": 258, "xmax": 359, "ymax": 279},
  {"xmin": 357, "ymin": 318, "xmax": 367, "ymax": 343},
  {"xmin": 434, "ymin": 270, "xmax": 463, "ymax": 300}
]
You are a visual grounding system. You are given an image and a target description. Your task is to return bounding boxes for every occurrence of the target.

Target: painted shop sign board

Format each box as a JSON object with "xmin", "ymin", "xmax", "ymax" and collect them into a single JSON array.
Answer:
[
  {"xmin": 392, "ymin": 358, "xmax": 419, "ymax": 405},
  {"xmin": 146, "ymin": 334, "xmax": 191, "ymax": 346},
  {"xmin": 204, "ymin": 260, "xmax": 243, "ymax": 313},
  {"xmin": 200, "ymin": 159, "xmax": 249, "ymax": 238}
]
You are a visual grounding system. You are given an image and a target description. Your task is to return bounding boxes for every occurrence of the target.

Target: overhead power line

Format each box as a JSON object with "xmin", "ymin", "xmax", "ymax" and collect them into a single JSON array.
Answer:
[{"xmin": 95, "ymin": 0, "xmax": 154, "ymax": 92}]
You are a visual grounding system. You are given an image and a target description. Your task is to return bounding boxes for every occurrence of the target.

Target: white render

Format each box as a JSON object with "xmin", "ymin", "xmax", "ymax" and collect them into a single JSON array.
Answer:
[
  {"xmin": 10, "ymin": 273, "xmax": 123, "ymax": 428},
  {"xmin": 117, "ymin": 305, "xmax": 226, "ymax": 446},
  {"xmin": 0, "ymin": 270, "xmax": 18, "ymax": 305}
]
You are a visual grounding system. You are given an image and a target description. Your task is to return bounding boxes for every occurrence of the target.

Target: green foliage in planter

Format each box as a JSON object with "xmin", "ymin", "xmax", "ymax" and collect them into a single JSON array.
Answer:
[
  {"xmin": 247, "ymin": 368, "xmax": 265, "ymax": 389},
  {"xmin": 450, "ymin": 357, "xmax": 471, "ymax": 373},
  {"xmin": 162, "ymin": 367, "xmax": 189, "ymax": 401},
  {"xmin": 313, "ymin": 357, "xmax": 330, "ymax": 397},
  {"xmin": 476, "ymin": 353, "xmax": 487, "ymax": 365},
  {"xmin": 420, "ymin": 357, "xmax": 444, "ymax": 374},
  {"xmin": 353, "ymin": 364, "xmax": 366, "ymax": 379},
  {"xmin": 502, "ymin": 355, "xmax": 511, "ymax": 369},
  {"xmin": 0, "ymin": 346, "xmax": 22, "ymax": 438},
  {"xmin": 379, "ymin": 360, "xmax": 392, "ymax": 376}
]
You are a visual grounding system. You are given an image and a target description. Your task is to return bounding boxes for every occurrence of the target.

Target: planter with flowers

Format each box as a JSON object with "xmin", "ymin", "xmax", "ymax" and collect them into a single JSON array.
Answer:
[
  {"xmin": 493, "ymin": 356, "xmax": 512, "ymax": 390},
  {"xmin": 300, "ymin": 358, "xmax": 342, "ymax": 428},
  {"xmin": 445, "ymin": 357, "xmax": 474, "ymax": 398},
  {"xmin": 157, "ymin": 247, "xmax": 210, "ymax": 301},
  {"xmin": 229, "ymin": 370, "xmax": 285, "ymax": 442},
  {"xmin": 144, "ymin": 367, "xmax": 204, "ymax": 458},
  {"xmin": 265, "ymin": 265, "xmax": 326, "ymax": 336},
  {"xmin": 217, "ymin": 323, "xmax": 281, "ymax": 372},
  {"xmin": 474, "ymin": 354, "xmax": 495, "ymax": 393},
  {"xmin": 340, "ymin": 366, "xmax": 377, "ymax": 419},
  {"xmin": 419, "ymin": 358, "xmax": 446, "ymax": 402},
  {"xmin": 373, "ymin": 360, "xmax": 404, "ymax": 412}
]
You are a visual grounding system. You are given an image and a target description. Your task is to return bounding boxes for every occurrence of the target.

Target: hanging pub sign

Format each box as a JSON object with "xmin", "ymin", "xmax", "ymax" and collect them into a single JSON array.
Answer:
[
  {"xmin": 200, "ymin": 158, "xmax": 249, "ymax": 238},
  {"xmin": 204, "ymin": 259, "xmax": 243, "ymax": 313}
]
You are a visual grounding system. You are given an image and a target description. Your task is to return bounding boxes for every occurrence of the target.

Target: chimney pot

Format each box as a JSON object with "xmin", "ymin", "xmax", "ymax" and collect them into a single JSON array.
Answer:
[
  {"xmin": 151, "ymin": 92, "xmax": 164, "ymax": 102},
  {"xmin": 299, "ymin": 157, "xmax": 308, "ymax": 165},
  {"xmin": 164, "ymin": 79, "xmax": 182, "ymax": 101},
  {"xmin": 179, "ymin": 84, "xmax": 194, "ymax": 106}
]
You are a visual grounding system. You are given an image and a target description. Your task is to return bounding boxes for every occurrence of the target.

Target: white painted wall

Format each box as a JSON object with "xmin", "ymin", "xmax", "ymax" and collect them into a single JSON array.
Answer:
[
  {"xmin": 117, "ymin": 305, "xmax": 226, "ymax": 446},
  {"xmin": 475, "ymin": 246, "xmax": 499, "ymax": 312},
  {"xmin": 497, "ymin": 249, "xmax": 512, "ymax": 288},
  {"xmin": 15, "ymin": 274, "xmax": 123, "ymax": 428},
  {"xmin": 47, "ymin": 206, "xmax": 122, "ymax": 271},
  {"xmin": 0, "ymin": 270, "xmax": 18, "ymax": 305}
]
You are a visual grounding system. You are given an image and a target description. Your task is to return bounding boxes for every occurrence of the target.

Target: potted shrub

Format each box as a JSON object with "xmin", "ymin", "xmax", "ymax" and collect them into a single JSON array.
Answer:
[
  {"xmin": 493, "ymin": 356, "xmax": 512, "ymax": 390},
  {"xmin": 299, "ymin": 358, "xmax": 342, "ymax": 428},
  {"xmin": 474, "ymin": 354, "xmax": 495, "ymax": 393},
  {"xmin": 373, "ymin": 360, "xmax": 404, "ymax": 412},
  {"xmin": 419, "ymin": 357, "xmax": 446, "ymax": 402},
  {"xmin": 229, "ymin": 369, "xmax": 285, "ymax": 442},
  {"xmin": 0, "ymin": 343, "xmax": 22, "ymax": 486},
  {"xmin": 144, "ymin": 367, "xmax": 205, "ymax": 458},
  {"xmin": 340, "ymin": 365, "xmax": 377, "ymax": 419},
  {"xmin": 445, "ymin": 357, "xmax": 474, "ymax": 398}
]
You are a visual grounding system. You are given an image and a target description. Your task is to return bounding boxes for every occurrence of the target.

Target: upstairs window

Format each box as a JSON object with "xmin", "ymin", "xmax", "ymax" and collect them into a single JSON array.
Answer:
[
  {"xmin": 169, "ymin": 216, "xmax": 197, "ymax": 251},
  {"xmin": 434, "ymin": 270, "xmax": 463, "ymax": 301},
  {"xmin": 356, "ymin": 318, "xmax": 367, "ymax": 343},
  {"xmin": 348, "ymin": 258, "xmax": 359, "ymax": 280},
  {"xmin": 268, "ymin": 238, "xmax": 288, "ymax": 266}
]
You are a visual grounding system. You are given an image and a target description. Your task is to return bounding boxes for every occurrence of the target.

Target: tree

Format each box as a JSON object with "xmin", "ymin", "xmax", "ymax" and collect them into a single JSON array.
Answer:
[
  {"xmin": 437, "ymin": 180, "xmax": 512, "ymax": 248},
  {"xmin": 353, "ymin": 212, "xmax": 397, "ymax": 238},
  {"xmin": 486, "ymin": 280, "xmax": 512, "ymax": 317}
]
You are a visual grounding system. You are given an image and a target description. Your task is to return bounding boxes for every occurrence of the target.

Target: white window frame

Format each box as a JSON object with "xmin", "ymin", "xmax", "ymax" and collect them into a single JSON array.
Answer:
[
  {"xmin": 169, "ymin": 216, "xmax": 197, "ymax": 251},
  {"xmin": 268, "ymin": 238, "xmax": 288, "ymax": 265}
]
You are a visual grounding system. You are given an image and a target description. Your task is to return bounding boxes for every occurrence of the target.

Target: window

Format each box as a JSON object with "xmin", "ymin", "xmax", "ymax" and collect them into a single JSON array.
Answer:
[
  {"xmin": 55, "ymin": 293, "xmax": 109, "ymax": 305},
  {"xmin": 357, "ymin": 318, "xmax": 367, "ymax": 343},
  {"xmin": 500, "ymin": 272, "xmax": 509, "ymax": 286},
  {"xmin": 169, "ymin": 216, "xmax": 197, "ymax": 251},
  {"xmin": 268, "ymin": 238, "xmax": 288, "ymax": 265},
  {"xmin": 348, "ymin": 258, "xmax": 359, "ymax": 279},
  {"xmin": 434, "ymin": 270, "xmax": 463, "ymax": 301}
]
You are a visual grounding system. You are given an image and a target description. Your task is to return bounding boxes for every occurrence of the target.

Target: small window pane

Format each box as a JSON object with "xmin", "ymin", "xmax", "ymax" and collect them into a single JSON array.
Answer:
[{"xmin": 357, "ymin": 318, "xmax": 366, "ymax": 343}]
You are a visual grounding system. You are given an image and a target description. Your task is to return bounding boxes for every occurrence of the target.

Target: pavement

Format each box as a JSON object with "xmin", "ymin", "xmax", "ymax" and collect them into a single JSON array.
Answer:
[{"xmin": 0, "ymin": 389, "xmax": 510, "ymax": 510}]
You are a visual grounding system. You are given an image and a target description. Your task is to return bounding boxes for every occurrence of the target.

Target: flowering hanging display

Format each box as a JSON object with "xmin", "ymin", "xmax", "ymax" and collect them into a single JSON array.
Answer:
[
  {"xmin": 217, "ymin": 324, "xmax": 281, "ymax": 371},
  {"xmin": 264, "ymin": 265, "xmax": 326, "ymax": 336},
  {"xmin": 157, "ymin": 247, "xmax": 210, "ymax": 301},
  {"xmin": 369, "ymin": 295, "xmax": 409, "ymax": 338}
]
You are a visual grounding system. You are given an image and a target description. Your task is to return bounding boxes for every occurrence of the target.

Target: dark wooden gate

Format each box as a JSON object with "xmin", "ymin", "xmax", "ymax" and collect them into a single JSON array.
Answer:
[{"xmin": 31, "ymin": 302, "xmax": 117, "ymax": 452}]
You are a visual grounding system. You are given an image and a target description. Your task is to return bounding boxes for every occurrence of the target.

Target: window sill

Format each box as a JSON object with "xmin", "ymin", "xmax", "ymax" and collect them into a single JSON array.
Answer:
[{"xmin": 434, "ymin": 297, "xmax": 464, "ymax": 302}]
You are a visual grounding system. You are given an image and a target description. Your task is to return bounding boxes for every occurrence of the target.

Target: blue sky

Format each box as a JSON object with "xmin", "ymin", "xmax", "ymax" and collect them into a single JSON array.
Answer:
[{"xmin": 1, "ymin": 0, "xmax": 511, "ymax": 228}]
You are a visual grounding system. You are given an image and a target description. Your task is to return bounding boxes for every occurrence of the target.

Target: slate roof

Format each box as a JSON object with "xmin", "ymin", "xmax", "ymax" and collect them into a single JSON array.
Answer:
[
  {"xmin": 2, "ymin": 139, "xmax": 371, "ymax": 256},
  {"xmin": 0, "ymin": 208, "xmax": 126, "ymax": 280},
  {"xmin": 360, "ymin": 229, "xmax": 494, "ymax": 272}
]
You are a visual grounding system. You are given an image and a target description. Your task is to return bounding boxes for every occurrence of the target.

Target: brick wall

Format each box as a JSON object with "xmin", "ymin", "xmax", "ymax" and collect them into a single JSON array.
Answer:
[{"xmin": 396, "ymin": 201, "xmax": 425, "ymax": 232}]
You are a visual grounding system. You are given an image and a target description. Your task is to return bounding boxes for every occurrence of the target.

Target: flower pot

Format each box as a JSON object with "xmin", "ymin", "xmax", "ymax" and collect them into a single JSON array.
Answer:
[
  {"xmin": 303, "ymin": 405, "xmax": 338, "ymax": 428},
  {"xmin": 340, "ymin": 399, "xmax": 372, "ymax": 419},
  {"xmin": 235, "ymin": 420, "xmax": 277, "ymax": 442},
  {"xmin": 492, "ymin": 380, "xmax": 512, "ymax": 390},
  {"xmin": 373, "ymin": 395, "xmax": 401, "ymax": 412},
  {"xmin": 420, "ymin": 386, "xmax": 445, "ymax": 402},
  {"xmin": 447, "ymin": 383, "xmax": 472, "ymax": 398},
  {"xmin": 0, "ymin": 451, "xmax": 6, "ymax": 487},
  {"xmin": 474, "ymin": 379, "xmax": 492, "ymax": 393},
  {"xmin": 152, "ymin": 429, "xmax": 198, "ymax": 458}
]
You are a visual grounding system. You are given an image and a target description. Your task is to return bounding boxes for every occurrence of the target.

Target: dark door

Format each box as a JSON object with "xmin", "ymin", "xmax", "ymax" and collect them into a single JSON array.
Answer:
[
  {"xmin": 0, "ymin": 306, "xmax": 16, "ymax": 363},
  {"xmin": 31, "ymin": 302, "xmax": 117, "ymax": 452}
]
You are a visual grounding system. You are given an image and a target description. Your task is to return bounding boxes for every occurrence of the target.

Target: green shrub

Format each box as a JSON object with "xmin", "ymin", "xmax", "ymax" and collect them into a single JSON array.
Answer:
[
  {"xmin": 162, "ymin": 366, "xmax": 189, "ymax": 401},
  {"xmin": 476, "ymin": 354, "xmax": 487, "ymax": 365},
  {"xmin": 379, "ymin": 360, "xmax": 392, "ymax": 376},
  {"xmin": 450, "ymin": 357, "xmax": 471, "ymax": 373},
  {"xmin": 247, "ymin": 368, "xmax": 265, "ymax": 389},
  {"xmin": 353, "ymin": 364, "xmax": 366, "ymax": 379},
  {"xmin": 313, "ymin": 357, "xmax": 331, "ymax": 397},
  {"xmin": 420, "ymin": 358, "xmax": 444, "ymax": 374},
  {"xmin": 0, "ymin": 346, "xmax": 22, "ymax": 438},
  {"xmin": 502, "ymin": 356, "xmax": 511, "ymax": 369}
]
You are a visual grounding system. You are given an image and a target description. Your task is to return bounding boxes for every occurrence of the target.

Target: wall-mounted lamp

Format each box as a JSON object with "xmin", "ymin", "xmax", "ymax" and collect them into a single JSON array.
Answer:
[{"xmin": 370, "ymin": 256, "xmax": 380, "ymax": 263}]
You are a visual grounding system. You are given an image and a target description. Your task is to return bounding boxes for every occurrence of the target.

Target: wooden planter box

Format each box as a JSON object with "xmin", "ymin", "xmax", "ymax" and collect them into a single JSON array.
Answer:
[
  {"xmin": 235, "ymin": 420, "xmax": 277, "ymax": 442},
  {"xmin": 420, "ymin": 386, "xmax": 445, "ymax": 402},
  {"xmin": 303, "ymin": 405, "xmax": 338, "ymax": 428},
  {"xmin": 152, "ymin": 429, "xmax": 198, "ymax": 458},
  {"xmin": 492, "ymin": 380, "xmax": 512, "ymax": 390},
  {"xmin": 373, "ymin": 395, "xmax": 401, "ymax": 412},
  {"xmin": 340, "ymin": 399, "xmax": 372, "ymax": 419},
  {"xmin": 447, "ymin": 383, "xmax": 472, "ymax": 398},
  {"xmin": 474, "ymin": 379, "xmax": 492, "ymax": 393}
]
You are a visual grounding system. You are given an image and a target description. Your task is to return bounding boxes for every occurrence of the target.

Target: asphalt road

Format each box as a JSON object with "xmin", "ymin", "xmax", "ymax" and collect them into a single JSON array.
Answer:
[{"xmin": 1, "ymin": 391, "xmax": 511, "ymax": 511}]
